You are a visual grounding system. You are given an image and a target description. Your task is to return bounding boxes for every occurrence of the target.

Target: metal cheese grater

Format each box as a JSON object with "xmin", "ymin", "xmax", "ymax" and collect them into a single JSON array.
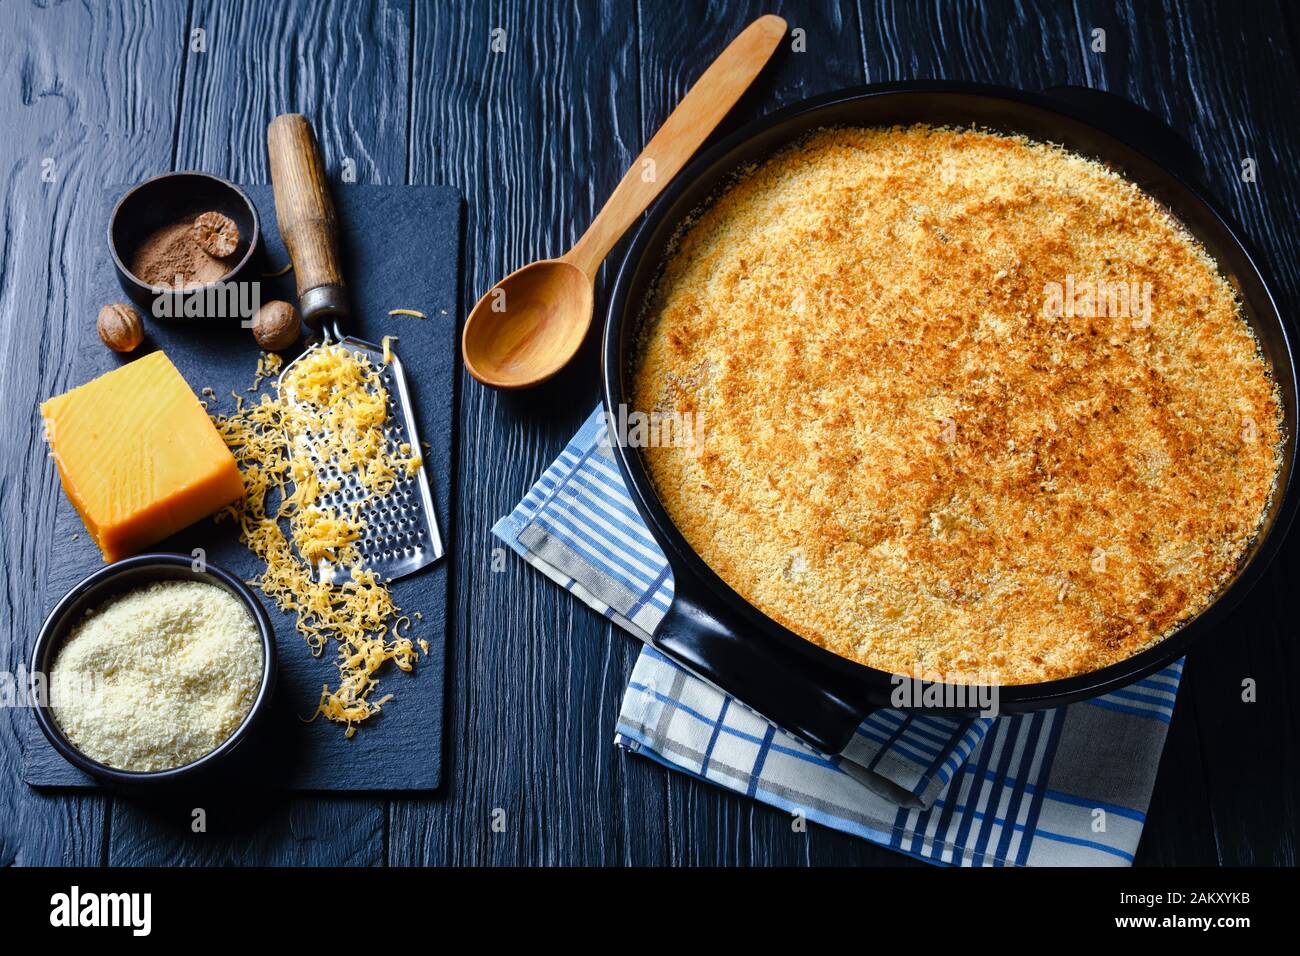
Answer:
[{"xmin": 268, "ymin": 113, "xmax": 444, "ymax": 583}]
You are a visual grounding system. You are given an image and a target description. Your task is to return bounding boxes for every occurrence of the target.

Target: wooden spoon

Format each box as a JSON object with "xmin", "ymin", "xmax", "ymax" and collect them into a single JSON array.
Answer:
[{"xmin": 462, "ymin": 14, "xmax": 787, "ymax": 389}]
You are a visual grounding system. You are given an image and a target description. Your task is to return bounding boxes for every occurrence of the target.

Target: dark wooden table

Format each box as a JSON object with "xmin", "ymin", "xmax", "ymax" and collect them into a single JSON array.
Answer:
[{"xmin": 2, "ymin": 0, "xmax": 1296, "ymax": 867}]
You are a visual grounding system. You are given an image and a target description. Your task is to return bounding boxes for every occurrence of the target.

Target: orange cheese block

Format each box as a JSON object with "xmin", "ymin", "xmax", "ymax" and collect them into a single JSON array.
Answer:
[{"xmin": 40, "ymin": 350, "xmax": 244, "ymax": 562}]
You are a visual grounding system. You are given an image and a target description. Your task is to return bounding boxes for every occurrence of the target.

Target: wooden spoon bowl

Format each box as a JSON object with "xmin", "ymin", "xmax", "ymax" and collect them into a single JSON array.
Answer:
[{"xmin": 462, "ymin": 259, "xmax": 592, "ymax": 389}]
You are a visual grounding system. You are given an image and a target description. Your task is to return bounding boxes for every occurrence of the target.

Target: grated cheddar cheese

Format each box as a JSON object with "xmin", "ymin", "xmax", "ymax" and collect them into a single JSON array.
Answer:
[{"xmin": 212, "ymin": 347, "xmax": 424, "ymax": 736}]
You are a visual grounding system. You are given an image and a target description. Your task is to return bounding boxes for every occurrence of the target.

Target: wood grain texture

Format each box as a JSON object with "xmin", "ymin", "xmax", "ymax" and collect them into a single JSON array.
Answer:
[
  {"xmin": 0, "ymin": 0, "xmax": 188, "ymax": 867},
  {"xmin": 107, "ymin": 796, "xmax": 385, "ymax": 867},
  {"xmin": 858, "ymin": 0, "xmax": 1087, "ymax": 85},
  {"xmin": 3, "ymin": 0, "xmax": 1298, "ymax": 867},
  {"xmin": 267, "ymin": 113, "xmax": 348, "ymax": 306},
  {"xmin": 174, "ymin": 0, "xmax": 410, "ymax": 184}
]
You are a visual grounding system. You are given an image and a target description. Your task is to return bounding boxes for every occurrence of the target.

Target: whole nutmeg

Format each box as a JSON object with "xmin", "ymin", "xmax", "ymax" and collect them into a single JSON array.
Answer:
[
  {"xmin": 97, "ymin": 302, "xmax": 144, "ymax": 353},
  {"xmin": 193, "ymin": 211, "xmax": 240, "ymax": 258},
  {"xmin": 252, "ymin": 300, "xmax": 301, "ymax": 351}
]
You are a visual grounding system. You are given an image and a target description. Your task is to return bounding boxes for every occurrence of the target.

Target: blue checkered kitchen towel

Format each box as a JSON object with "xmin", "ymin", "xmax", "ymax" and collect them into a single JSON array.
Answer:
[{"xmin": 493, "ymin": 408, "xmax": 1181, "ymax": 866}]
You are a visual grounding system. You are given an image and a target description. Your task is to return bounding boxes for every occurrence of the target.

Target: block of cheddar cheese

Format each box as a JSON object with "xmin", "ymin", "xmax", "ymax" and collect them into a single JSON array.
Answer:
[{"xmin": 40, "ymin": 350, "xmax": 244, "ymax": 562}]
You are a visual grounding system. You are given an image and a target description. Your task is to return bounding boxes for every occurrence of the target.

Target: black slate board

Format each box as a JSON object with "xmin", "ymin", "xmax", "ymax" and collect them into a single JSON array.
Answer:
[{"xmin": 22, "ymin": 184, "xmax": 461, "ymax": 792}]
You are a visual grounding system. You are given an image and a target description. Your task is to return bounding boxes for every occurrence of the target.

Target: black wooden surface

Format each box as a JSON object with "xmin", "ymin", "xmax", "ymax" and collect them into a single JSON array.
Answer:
[
  {"xmin": 1, "ymin": 0, "xmax": 1296, "ymax": 866},
  {"xmin": 21, "ymin": 184, "xmax": 459, "ymax": 793}
]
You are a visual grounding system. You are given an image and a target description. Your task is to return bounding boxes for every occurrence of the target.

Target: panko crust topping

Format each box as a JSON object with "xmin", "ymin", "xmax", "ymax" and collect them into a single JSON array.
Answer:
[{"xmin": 634, "ymin": 126, "xmax": 1283, "ymax": 684}]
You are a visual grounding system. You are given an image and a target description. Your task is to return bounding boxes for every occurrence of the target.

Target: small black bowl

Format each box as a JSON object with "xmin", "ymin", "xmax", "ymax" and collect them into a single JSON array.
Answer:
[
  {"xmin": 108, "ymin": 172, "xmax": 262, "ymax": 323},
  {"xmin": 31, "ymin": 553, "xmax": 277, "ymax": 786}
]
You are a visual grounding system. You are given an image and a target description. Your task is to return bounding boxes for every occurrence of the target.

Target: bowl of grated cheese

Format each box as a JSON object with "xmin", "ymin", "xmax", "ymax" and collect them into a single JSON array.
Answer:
[{"xmin": 31, "ymin": 553, "xmax": 277, "ymax": 784}]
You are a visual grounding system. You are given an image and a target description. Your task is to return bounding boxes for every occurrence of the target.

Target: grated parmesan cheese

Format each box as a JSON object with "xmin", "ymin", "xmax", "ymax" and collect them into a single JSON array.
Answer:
[
  {"xmin": 211, "ymin": 346, "xmax": 424, "ymax": 736},
  {"xmin": 50, "ymin": 581, "xmax": 262, "ymax": 772}
]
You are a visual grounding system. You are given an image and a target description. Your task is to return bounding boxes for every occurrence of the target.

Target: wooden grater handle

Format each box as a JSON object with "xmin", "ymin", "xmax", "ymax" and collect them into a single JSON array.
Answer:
[{"xmin": 267, "ymin": 113, "xmax": 348, "ymax": 329}]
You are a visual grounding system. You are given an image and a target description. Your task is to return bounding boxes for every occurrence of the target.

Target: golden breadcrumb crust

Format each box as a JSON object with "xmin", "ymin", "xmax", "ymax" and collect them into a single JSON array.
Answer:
[{"xmin": 634, "ymin": 126, "xmax": 1283, "ymax": 684}]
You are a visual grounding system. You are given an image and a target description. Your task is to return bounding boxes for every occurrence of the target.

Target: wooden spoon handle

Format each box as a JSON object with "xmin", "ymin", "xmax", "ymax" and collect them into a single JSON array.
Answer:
[
  {"xmin": 562, "ymin": 14, "xmax": 786, "ymax": 278},
  {"xmin": 267, "ymin": 113, "xmax": 348, "ymax": 327}
]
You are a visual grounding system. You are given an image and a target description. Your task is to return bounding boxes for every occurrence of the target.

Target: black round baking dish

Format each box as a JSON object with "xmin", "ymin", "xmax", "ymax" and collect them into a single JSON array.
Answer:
[
  {"xmin": 30, "ymin": 552, "xmax": 278, "ymax": 787},
  {"xmin": 603, "ymin": 82, "xmax": 1299, "ymax": 754}
]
